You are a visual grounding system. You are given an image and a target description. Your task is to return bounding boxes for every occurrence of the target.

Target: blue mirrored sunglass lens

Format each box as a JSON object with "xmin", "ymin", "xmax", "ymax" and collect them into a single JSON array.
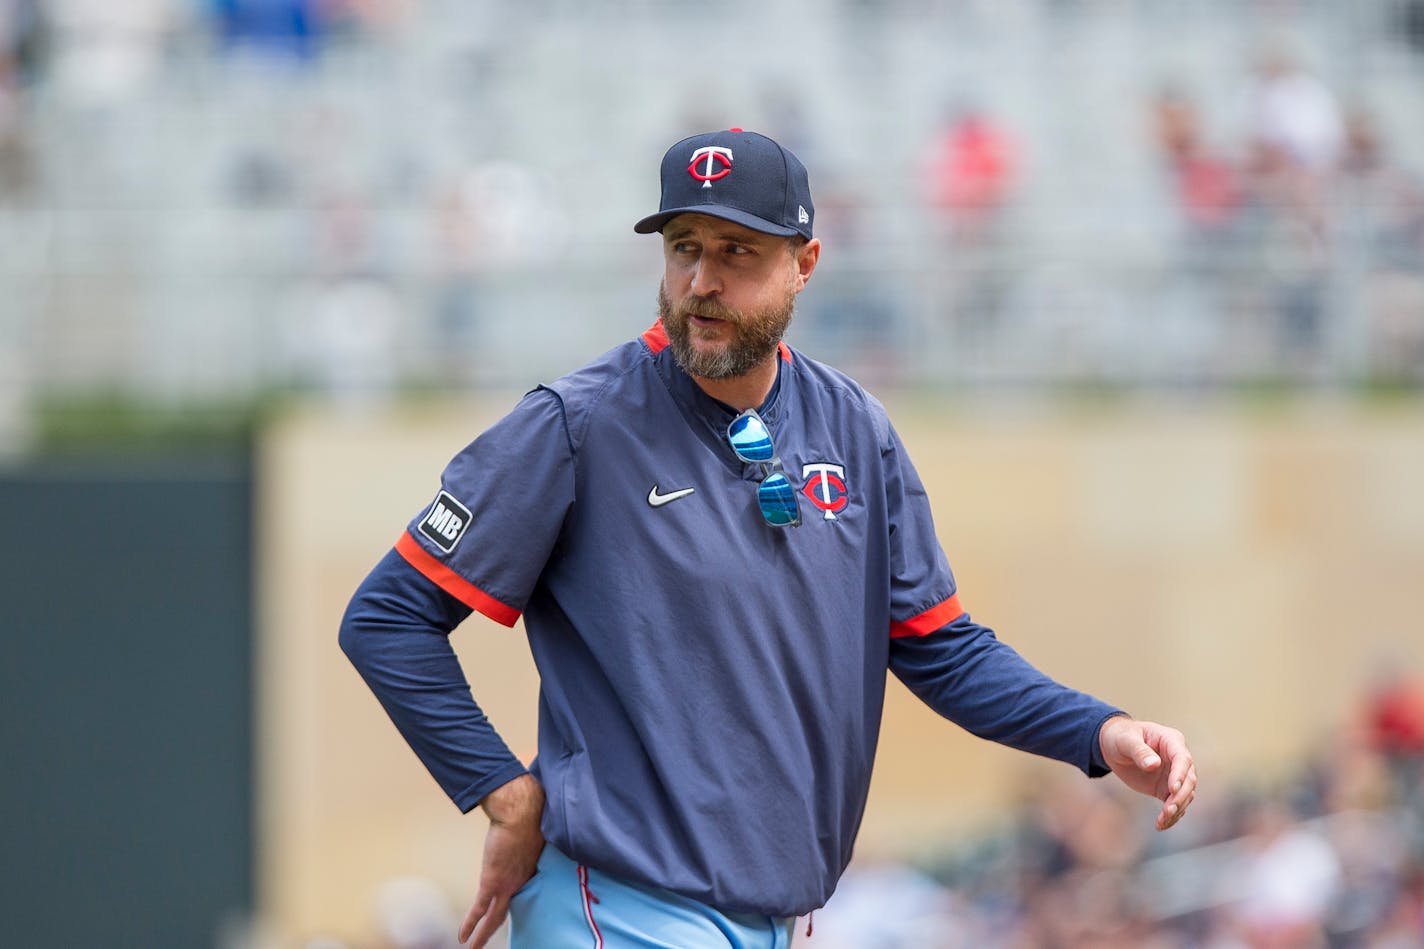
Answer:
[
  {"xmin": 728, "ymin": 414, "xmax": 775, "ymax": 463},
  {"xmin": 757, "ymin": 472, "xmax": 801, "ymax": 526}
]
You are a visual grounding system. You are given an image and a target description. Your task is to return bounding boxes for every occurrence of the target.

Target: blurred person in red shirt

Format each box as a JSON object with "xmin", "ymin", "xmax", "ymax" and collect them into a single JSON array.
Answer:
[
  {"xmin": 1363, "ymin": 670, "xmax": 1424, "ymax": 758},
  {"xmin": 1152, "ymin": 85, "xmax": 1242, "ymax": 236},
  {"xmin": 923, "ymin": 103, "xmax": 1017, "ymax": 247},
  {"xmin": 920, "ymin": 103, "xmax": 1019, "ymax": 352}
]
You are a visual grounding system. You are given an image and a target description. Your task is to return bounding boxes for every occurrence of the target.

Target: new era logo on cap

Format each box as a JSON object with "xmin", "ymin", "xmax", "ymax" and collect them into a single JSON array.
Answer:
[{"xmin": 634, "ymin": 128, "xmax": 814, "ymax": 240}]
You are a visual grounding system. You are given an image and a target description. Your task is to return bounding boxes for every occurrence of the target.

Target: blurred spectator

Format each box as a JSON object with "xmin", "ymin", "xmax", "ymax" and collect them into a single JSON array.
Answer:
[
  {"xmin": 1237, "ymin": 50, "xmax": 1346, "ymax": 373},
  {"xmin": 272, "ymin": 184, "xmax": 402, "ymax": 404},
  {"xmin": 1152, "ymin": 85, "xmax": 1241, "ymax": 239},
  {"xmin": 1235, "ymin": 798, "xmax": 1343, "ymax": 946},
  {"xmin": 1244, "ymin": 50, "xmax": 1344, "ymax": 177},
  {"xmin": 47, "ymin": 0, "xmax": 173, "ymax": 104},
  {"xmin": 211, "ymin": 0, "xmax": 329, "ymax": 65},
  {"xmin": 922, "ymin": 103, "xmax": 1018, "ymax": 248},
  {"xmin": 309, "ymin": 186, "xmax": 384, "ymax": 279},
  {"xmin": 1147, "ymin": 83, "xmax": 1246, "ymax": 381},
  {"xmin": 809, "ymin": 859, "xmax": 962, "ymax": 949},
  {"xmin": 1397, "ymin": 0, "xmax": 1424, "ymax": 55},
  {"xmin": 1362, "ymin": 670, "xmax": 1424, "ymax": 759},
  {"xmin": 0, "ymin": 0, "xmax": 46, "ymax": 84},
  {"xmin": 227, "ymin": 147, "xmax": 296, "ymax": 206},
  {"xmin": 1364, "ymin": 178, "xmax": 1424, "ymax": 383},
  {"xmin": 1341, "ymin": 106, "xmax": 1387, "ymax": 182},
  {"xmin": 446, "ymin": 160, "xmax": 568, "ymax": 271},
  {"xmin": 429, "ymin": 170, "xmax": 490, "ymax": 387},
  {"xmin": 0, "ymin": 48, "xmax": 33, "ymax": 201},
  {"xmin": 794, "ymin": 179, "xmax": 903, "ymax": 387},
  {"xmin": 919, "ymin": 103, "xmax": 1019, "ymax": 354},
  {"xmin": 761, "ymin": 87, "xmax": 817, "ymax": 170},
  {"xmin": 277, "ymin": 271, "xmax": 400, "ymax": 407},
  {"xmin": 373, "ymin": 876, "xmax": 463, "ymax": 949},
  {"xmin": 1334, "ymin": 108, "xmax": 1424, "ymax": 383}
]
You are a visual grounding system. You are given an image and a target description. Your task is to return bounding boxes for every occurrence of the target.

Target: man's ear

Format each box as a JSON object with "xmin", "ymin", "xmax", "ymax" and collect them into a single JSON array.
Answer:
[{"xmin": 793, "ymin": 238, "xmax": 821, "ymax": 292}]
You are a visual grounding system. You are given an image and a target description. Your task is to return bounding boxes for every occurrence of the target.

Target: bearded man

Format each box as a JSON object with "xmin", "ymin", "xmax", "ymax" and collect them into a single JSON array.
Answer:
[{"xmin": 340, "ymin": 129, "xmax": 1197, "ymax": 949}]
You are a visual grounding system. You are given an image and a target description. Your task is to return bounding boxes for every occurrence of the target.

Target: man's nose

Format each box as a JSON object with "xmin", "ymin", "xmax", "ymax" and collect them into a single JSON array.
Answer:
[{"xmin": 690, "ymin": 257, "xmax": 722, "ymax": 296}]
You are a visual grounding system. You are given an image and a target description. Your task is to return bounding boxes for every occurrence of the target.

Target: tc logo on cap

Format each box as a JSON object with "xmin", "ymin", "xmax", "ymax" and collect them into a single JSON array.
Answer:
[{"xmin": 688, "ymin": 146, "xmax": 733, "ymax": 188}]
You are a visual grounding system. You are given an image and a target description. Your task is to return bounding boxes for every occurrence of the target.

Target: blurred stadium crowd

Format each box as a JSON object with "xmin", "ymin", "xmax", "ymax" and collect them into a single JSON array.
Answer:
[
  {"xmin": 811, "ymin": 673, "xmax": 1424, "ymax": 949},
  {"xmin": 2, "ymin": 0, "xmax": 1424, "ymax": 454}
]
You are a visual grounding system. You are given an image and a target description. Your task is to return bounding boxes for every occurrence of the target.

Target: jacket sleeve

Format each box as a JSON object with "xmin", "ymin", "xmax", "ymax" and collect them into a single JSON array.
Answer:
[
  {"xmin": 339, "ymin": 547, "xmax": 529, "ymax": 812},
  {"xmin": 888, "ymin": 611, "xmax": 1122, "ymax": 777}
]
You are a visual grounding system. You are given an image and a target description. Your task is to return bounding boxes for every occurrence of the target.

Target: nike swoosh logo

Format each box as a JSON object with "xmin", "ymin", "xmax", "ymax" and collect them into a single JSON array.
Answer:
[{"xmin": 647, "ymin": 485, "xmax": 696, "ymax": 507}]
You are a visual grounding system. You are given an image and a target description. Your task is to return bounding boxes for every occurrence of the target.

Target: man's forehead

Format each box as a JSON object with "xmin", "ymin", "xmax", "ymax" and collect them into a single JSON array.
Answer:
[{"xmin": 662, "ymin": 214, "xmax": 777, "ymax": 243}]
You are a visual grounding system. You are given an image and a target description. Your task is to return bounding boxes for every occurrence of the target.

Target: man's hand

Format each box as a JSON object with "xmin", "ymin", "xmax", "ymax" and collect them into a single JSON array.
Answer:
[
  {"xmin": 1098, "ymin": 716, "xmax": 1197, "ymax": 831},
  {"xmin": 459, "ymin": 773, "xmax": 546, "ymax": 948}
]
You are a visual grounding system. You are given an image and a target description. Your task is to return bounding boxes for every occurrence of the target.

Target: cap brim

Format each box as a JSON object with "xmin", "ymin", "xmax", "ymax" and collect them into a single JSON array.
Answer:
[{"xmin": 633, "ymin": 205, "xmax": 800, "ymax": 237}]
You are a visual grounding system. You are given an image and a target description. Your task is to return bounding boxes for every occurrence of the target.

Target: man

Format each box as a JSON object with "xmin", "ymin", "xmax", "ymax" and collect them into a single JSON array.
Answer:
[{"xmin": 340, "ymin": 128, "xmax": 1197, "ymax": 948}]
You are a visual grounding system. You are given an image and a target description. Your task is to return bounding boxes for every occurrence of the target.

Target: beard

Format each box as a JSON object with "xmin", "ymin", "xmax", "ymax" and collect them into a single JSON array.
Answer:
[{"xmin": 656, "ymin": 280, "xmax": 796, "ymax": 380}]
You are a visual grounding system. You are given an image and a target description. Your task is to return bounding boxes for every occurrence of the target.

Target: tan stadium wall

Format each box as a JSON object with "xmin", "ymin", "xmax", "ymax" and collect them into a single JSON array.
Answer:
[{"xmin": 257, "ymin": 398, "xmax": 1424, "ymax": 944}]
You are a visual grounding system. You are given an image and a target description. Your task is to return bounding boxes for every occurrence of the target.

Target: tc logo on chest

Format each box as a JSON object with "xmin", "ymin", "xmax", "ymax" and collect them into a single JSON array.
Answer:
[{"xmin": 801, "ymin": 463, "xmax": 848, "ymax": 520}]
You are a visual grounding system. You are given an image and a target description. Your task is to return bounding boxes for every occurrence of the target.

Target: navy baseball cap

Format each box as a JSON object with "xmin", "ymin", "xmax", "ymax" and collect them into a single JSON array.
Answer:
[{"xmin": 634, "ymin": 128, "xmax": 814, "ymax": 240}]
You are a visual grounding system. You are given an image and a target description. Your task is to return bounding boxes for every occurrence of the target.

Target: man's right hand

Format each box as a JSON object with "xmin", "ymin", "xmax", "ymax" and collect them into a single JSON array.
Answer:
[{"xmin": 459, "ymin": 773, "xmax": 546, "ymax": 948}]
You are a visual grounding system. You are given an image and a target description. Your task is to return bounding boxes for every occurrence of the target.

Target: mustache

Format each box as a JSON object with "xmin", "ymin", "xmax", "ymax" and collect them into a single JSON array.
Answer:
[{"xmin": 676, "ymin": 296, "xmax": 742, "ymax": 324}]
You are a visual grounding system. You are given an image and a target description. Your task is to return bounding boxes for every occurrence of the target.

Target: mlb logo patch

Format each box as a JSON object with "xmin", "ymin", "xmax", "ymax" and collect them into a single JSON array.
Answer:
[{"xmin": 419, "ymin": 490, "xmax": 472, "ymax": 553}]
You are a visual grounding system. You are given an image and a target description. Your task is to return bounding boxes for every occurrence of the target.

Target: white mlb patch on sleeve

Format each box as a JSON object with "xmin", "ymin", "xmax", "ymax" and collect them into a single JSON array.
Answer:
[{"xmin": 418, "ymin": 490, "xmax": 472, "ymax": 553}]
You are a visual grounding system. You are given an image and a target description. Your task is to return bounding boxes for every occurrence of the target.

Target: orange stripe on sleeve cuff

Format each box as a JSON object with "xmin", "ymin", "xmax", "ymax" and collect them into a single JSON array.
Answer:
[
  {"xmin": 889, "ymin": 593, "xmax": 965, "ymax": 639},
  {"xmin": 395, "ymin": 531, "xmax": 521, "ymax": 627}
]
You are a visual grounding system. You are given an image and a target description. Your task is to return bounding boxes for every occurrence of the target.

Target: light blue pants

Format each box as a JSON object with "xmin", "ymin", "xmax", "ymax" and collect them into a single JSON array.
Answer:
[{"xmin": 508, "ymin": 844, "xmax": 798, "ymax": 948}]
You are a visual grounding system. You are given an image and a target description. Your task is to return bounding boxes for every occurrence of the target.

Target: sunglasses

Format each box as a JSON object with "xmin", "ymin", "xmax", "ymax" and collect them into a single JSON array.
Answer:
[{"xmin": 726, "ymin": 409, "xmax": 801, "ymax": 527}]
